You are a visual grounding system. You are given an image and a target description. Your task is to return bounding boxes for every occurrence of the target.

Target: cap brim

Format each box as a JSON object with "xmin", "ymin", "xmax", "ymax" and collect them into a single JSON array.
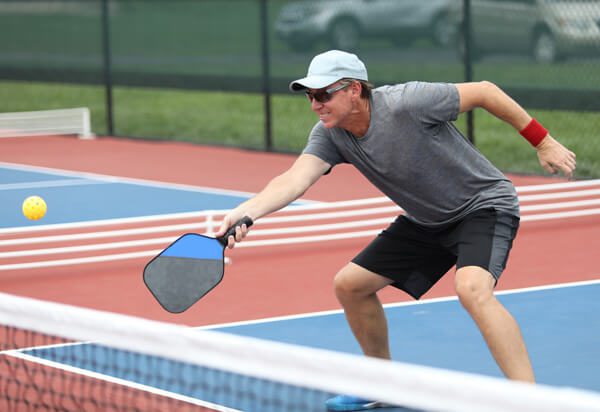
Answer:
[{"xmin": 289, "ymin": 75, "xmax": 342, "ymax": 92}]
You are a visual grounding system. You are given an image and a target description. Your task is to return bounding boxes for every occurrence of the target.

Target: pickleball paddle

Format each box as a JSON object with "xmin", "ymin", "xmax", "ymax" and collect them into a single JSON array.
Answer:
[{"xmin": 143, "ymin": 216, "xmax": 253, "ymax": 313}]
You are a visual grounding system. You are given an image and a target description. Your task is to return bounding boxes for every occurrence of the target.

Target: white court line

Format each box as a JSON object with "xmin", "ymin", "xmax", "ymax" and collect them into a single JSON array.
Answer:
[
  {"xmin": 0, "ymin": 179, "xmax": 110, "ymax": 190},
  {"xmin": 0, "ymin": 210, "xmax": 215, "ymax": 234},
  {"xmin": 0, "ymin": 236, "xmax": 177, "ymax": 258},
  {"xmin": 0, "ymin": 160, "xmax": 259, "ymax": 198},
  {"xmin": 0, "ymin": 251, "xmax": 232, "ymax": 271},
  {"xmin": 0, "ymin": 222, "xmax": 208, "ymax": 246},
  {"xmin": 0, "ymin": 250, "xmax": 160, "ymax": 271},
  {"xmin": 519, "ymin": 188, "xmax": 600, "ymax": 202},
  {"xmin": 520, "ymin": 198, "xmax": 600, "ymax": 211},
  {"xmin": 516, "ymin": 179, "xmax": 600, "ymax": 193},
  {"xmin": 4, "ymin": 351, "xmax": 241, "ymax": 412},
  {"xmin": 521, "ymin": 208, "xmax": 600, "ymax": 221},
  {"xmin": 198, "ymin": 278, "xmax": 600, "ymax": 330},
  {"xmin": 0, "ymin": 339, "xmax": 89, "ymax": 355},
  {"xmin": 0, "ymin": 217, "xmax": 389, "ymax": 247}
]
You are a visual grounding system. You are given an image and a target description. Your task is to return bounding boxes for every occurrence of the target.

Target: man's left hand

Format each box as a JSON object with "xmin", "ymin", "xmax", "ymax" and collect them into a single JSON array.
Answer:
[{"xmin": 536, "ymin": 135, "xmax": 577, "ymax": 179}]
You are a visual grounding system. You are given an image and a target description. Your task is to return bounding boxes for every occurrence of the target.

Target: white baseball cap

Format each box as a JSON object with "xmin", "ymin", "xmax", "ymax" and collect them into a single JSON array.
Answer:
[{"xmin": 289, "ymin": 50, "xmax": 368, "ymax": 92}]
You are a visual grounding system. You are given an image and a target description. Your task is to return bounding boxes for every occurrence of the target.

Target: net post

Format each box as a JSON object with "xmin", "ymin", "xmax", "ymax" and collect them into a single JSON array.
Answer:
[
  {"xmin": 78, "ymin": 107, "xmax": 95, "ymax": 140},
  {"xmin": 205, "ymin": 213, "xmax": 215, "ymax": 236}
]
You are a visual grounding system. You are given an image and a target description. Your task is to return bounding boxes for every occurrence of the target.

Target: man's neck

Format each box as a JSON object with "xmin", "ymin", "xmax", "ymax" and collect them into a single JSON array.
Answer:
[{"xmin": 342, "ymin": 98, "xmax": 370, "ymax": 138}]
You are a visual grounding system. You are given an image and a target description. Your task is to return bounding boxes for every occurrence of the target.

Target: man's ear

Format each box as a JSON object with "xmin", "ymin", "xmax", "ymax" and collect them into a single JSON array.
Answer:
[{"xmin": 352, "ymin": 81, "xmax": 361, "ymax": 97}]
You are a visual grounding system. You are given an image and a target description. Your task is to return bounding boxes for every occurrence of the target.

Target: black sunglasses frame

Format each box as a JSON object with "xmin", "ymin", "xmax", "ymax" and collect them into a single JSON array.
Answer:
[{"xmin": 305, "ymin": 82, "xmax": 352, "ymax": 104}]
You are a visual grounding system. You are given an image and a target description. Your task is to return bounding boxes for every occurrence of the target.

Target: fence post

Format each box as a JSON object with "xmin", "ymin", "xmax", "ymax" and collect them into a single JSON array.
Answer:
[
  {"xmin": 463, "ymin": 0, "xmax": 474, "ymax": 144},
  {"xmin": 259, "ymin": 0, "xmax": 273, "ymax": 151},
  {"xmin": 101, "ymin": 0, "xmax": 114, "ymax": 136}
]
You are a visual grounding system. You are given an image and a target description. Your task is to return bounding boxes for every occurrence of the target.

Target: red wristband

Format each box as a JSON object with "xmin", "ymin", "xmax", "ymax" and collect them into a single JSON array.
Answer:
[{"xmin": 519, "ymin": 118, "xmax": 548, "ymax": 147}]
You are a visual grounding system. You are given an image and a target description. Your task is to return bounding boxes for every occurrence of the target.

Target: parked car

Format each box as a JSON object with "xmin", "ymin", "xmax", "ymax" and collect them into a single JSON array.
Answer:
[
  {"xmin": 274, "ymin": 0, "xmax": 456, "ymax": 52},
  {"xmin": 450, "ymin": 0, "xmax": 600, "ymax": 63}
]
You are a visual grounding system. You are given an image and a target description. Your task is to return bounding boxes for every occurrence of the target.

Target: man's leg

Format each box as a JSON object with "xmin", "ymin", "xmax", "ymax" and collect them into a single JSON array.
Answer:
[
  {"xmin": 326, "ymin": 263, "xmax": 395, "ymax": 410},
  {"xmin": 454, "ymin": 266, "xmax": 535, "ymax": 382},
  {"xmin": 333, "ymin": 262, "xmax": 394, "ymax": 359}
]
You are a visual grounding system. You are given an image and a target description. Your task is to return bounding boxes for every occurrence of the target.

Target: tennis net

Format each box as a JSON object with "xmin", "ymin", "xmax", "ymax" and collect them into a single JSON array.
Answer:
[
  {"xmin": 0, "ymin": 107, "xmax": 93, "ymax": 139},
  {"xmin": 1, "ymin": 292, "xmax": 600, "ymax": 412}
]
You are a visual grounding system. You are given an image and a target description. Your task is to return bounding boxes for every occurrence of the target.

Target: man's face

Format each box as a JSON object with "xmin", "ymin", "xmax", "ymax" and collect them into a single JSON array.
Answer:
[{"xmin": 305, "ymin": 81, "xmax": 353, "ymax": 128}]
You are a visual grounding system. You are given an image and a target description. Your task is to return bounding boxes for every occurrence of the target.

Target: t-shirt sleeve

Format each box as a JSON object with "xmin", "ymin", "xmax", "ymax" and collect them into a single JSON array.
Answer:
[
  {"xmin": 301, "ymin": 122, "xmax": 346, "ymax": 170},
  {"xmin": 394, "ymin": 82, "xmax": 460, "ymax": 126}
]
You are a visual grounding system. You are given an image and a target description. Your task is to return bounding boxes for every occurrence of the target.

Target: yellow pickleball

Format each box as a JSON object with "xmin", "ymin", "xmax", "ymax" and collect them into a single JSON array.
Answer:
[{"xmin": 22, "ymin": 196, "xmax": 47, "ymax": 220}]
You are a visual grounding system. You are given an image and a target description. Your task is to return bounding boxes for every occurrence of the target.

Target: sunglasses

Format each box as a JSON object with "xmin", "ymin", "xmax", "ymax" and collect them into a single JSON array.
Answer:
[{"xmin": 305, "ymin": 82, "xmax": 351, "ymax": 103}]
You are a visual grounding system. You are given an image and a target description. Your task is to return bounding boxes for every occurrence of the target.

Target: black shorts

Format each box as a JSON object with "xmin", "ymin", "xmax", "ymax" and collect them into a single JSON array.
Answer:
[{"xmin": 352, "ymin": 208, "xmax": 520, "ymax": 300}]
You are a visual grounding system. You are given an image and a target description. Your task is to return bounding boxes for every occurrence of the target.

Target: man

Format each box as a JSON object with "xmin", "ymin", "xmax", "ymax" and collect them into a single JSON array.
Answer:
[{"xmin": 216, "ymin": 50, "xmax": 576, "ymax": 411}]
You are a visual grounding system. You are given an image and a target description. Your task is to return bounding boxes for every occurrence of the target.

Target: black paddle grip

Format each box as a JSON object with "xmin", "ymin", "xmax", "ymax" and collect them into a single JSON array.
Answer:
[{"xmin": 217, "ymin": 216, "xmax": 254, "ymax": 246}]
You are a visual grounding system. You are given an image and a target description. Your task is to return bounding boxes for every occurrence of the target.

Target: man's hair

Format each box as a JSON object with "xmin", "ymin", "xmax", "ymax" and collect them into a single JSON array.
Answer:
[{"xmin": 342, "ymin": 78, "xmax": 374, "ymax": 99}]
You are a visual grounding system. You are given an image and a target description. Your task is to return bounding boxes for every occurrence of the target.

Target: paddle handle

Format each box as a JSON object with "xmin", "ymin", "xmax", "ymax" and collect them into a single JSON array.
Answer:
[{"xmin": 217, "ymin": 216, "xmax": 254, "ymax": 246}]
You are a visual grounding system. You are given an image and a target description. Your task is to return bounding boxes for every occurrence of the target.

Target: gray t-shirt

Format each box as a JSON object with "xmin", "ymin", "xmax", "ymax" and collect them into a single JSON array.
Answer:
[{"xmin": 302, "ymin": 82, "xmax": 519, "ymax": 227}]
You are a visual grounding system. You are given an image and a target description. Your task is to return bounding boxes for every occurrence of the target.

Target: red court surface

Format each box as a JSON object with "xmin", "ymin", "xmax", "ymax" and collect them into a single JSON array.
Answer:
[{"xmin": 1, "ymin": 136, "xmax": 599, "ymax": 327}]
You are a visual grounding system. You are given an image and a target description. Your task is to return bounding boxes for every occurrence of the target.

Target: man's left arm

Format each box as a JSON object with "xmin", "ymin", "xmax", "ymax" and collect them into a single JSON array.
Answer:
[{"xmin": 455, "ymin": 81, "xmax": 576, "ymax": 179}]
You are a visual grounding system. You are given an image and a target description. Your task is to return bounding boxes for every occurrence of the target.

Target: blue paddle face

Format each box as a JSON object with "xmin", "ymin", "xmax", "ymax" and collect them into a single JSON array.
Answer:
[
  {"xmin": 161, "ymin": 234, "xmax": 224, "ymax": 260},
  {"xmin": 143, "ymin": 234, "xmax": 225, "ymax": 313},
  {"xmin": 143, "ymin": 216, "xmax": 253, "ymax": 313}
]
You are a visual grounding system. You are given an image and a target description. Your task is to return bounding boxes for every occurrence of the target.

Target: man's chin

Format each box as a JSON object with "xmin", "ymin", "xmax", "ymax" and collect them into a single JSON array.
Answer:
[{"xmin": 320, "ymin": 119, "xmax": 336, "ymax": 129}]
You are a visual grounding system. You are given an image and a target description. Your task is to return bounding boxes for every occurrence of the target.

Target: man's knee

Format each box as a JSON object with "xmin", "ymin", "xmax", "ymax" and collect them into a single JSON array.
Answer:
[
  {"xmin": 454, "ymin": 266, "xmax": 495, "ymax": 311},
  {"xmin": 333, "ymin": 263, "xmax": 390, "ymax": 302},
  {"xmin": 334, "ymin": 264, "xmax": 364, "ymax": 301}
]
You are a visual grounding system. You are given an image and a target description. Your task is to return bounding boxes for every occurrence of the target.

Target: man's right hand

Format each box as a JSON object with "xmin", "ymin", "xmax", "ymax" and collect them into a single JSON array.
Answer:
[{"xmin": 215, "ymin": 212, "xmax": 252, "ymax": 249}]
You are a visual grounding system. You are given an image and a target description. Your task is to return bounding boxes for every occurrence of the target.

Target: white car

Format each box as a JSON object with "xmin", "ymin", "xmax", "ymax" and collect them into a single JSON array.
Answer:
[
  {"xmin": 450, "ymin": 0, "xmax": 600, "ymax": 63},
  {"xmin": 275, "ymin": 0, "xmax": 456, "ymax": 52}
]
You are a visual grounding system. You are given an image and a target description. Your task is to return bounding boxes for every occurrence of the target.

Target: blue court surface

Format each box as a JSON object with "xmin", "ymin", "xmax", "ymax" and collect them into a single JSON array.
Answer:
[
  {"xmin": 211, "ymin": 282, "xmax": 600, "ymax": 392},
  {"xmin": 0, "ymin": 162, "xmax": 255, "ymax": 228}
]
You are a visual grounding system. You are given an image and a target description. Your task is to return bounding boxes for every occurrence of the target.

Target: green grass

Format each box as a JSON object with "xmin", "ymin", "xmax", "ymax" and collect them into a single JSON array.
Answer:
[
  {"xmin": 1, "ymin": 80, "xmax": 598, "ymax": 178},
  {"xmin": 473, "ymin": 109, "xmax": 600, "ymax": 178}
]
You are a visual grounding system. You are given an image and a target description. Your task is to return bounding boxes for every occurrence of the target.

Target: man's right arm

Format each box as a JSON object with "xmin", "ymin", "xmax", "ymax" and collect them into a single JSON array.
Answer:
[{"xmin": 216, "ymin": 153, "xmax": 331, "ymax": 247}]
